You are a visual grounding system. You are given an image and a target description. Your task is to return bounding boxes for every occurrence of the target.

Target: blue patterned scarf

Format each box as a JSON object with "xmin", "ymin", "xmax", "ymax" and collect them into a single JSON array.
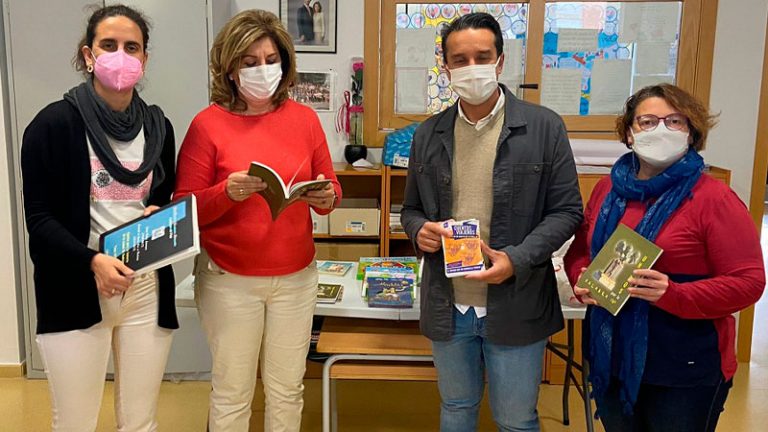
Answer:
[{"xmin": 588, "ymin": 149, "xmax": 704, "ymax": 415}]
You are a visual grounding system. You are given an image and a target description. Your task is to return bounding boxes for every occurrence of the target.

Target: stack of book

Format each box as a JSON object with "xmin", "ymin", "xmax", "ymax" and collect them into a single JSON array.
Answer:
[
  {"xmin": 389, "ymin": 204, "xmax": 404, "ymax": 234},
  {"xmin": 357, "ymin": 256, "xmax": 419, "ymax": 280}
]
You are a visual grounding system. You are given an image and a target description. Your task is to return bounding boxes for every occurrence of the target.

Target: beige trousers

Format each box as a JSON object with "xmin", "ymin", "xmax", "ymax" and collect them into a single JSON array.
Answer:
[
  {"xmin": 37, "ymin": 272, "xmax": 173, "ymax": 432},
  {"xmin": 195, "ymin": 250, "xmax": 318, "ymax": 432}
]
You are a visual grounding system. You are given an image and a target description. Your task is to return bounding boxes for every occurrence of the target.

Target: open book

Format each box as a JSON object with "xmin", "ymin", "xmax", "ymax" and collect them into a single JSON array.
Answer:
[
  {"xmin": 248, "ymin": 160, "xmax": 331, "ymax": 220},
  {"xmin": 99, "ymin": 195, "xmax": 200, "ymax": 275},
  {"xmin": 577, "ymin": 224, "xmax": 663, "ymax": 316}
]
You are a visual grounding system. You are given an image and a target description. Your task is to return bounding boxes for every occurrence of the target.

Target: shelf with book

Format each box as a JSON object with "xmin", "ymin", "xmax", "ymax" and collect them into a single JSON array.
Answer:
[
  {"xmin": 313, "ymin": 163, "xmax": 387, "ymax": 260},
  {"xmin": 382, "ymin": 165, "xmax": 415, "ymax": 257}
]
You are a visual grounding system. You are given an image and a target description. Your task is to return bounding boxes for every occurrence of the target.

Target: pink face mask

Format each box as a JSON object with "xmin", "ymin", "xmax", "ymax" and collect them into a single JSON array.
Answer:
[{"xmin": 91, "ymin": 49, "xmax": 144, "ymax": 91}]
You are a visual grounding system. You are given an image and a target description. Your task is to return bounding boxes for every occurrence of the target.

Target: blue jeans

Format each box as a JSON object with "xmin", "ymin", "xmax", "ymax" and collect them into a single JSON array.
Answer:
[
  {"xmin": 595, "ymin": 378, "xmax": 733, "ymax": 432},
  {"xmin": 431, "ymin": 307, "xmax": 547, "ymax": 432}
]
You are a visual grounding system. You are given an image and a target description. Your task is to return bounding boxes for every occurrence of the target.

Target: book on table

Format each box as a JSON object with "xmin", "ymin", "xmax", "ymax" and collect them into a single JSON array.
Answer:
[
  {"xmin": 356, "ymin": 256, "xmax": 419, "ymax": 280},
  {"xmin": 99, "ymin": 195, "xmax": 200, "ymax": 275},
  {"xmin": 363, "ymin": 267, "xmax": 416, "ymax": 309},
  {"xmin": 317, "ymin": 283, "xmax": 344, "ymax": 303},
  {"xmin": 317, "ymin": 261, "xmax": 353, "ymax": 276},
  {"xmin": 248, "ymin": 159, "xmax": 331, "ymax": 220},
  {"xmin": 442, "ymin": 219, "xmax": 485, "ymax": 278},
  {"xmin": 577, "ymin": 224, "xmax": 663, "ymax": 316}
]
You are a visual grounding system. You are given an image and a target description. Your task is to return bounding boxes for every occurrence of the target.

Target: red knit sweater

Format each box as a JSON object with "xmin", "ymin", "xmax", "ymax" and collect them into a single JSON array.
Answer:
[
  {"xmin": 565, "ymin": 174, "xmax": 764, "ymax": 381},
  {"xmin": 175, "ymin": 102, "xmax": 341, "ymax": 276}
]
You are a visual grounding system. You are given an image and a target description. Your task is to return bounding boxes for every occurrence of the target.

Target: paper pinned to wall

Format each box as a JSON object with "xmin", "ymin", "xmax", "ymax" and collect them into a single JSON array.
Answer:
[
  {"xmin": 500, "ymin": 38, "xmax": 525, "ymax": 98},
  {"xmin": 501, "ymin": 38, "xmax": 525, "ymax": 76},
  {"xmin": 396, "ymin": 68, "xmax": 429, "ymax": 113},
  {"xmin": 618, "ymin": 2, "xmax": 680, "ymax": 44},
  {"xmin": 541, "ymin": 68, "xmax": 583, "ymax": 115},
  {"xmin": 634, "ymin": 42, "xmax": 673, "ymax": 75},
  {"xmin": 499, "ymin": 75, "xmax": 524, "ymax": 98},
  {"xmin": 632, "ymin": 74, "xmax": 674, "ymax": 92},
  {"xmin": 396, "ymin": 28, "xmax": 437, "ymax": 68},
  {"xmin": 557, "ymin": 28, "xmax": 599, "ymax": 53},
  {"xmin": 589, "ymin": 59, "xmax": 632, "ymax": 115}
]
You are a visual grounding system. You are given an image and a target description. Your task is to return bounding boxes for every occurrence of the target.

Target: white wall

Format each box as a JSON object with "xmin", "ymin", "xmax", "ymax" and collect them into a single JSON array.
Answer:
[
  {"xmin": 703, "ymin": 0, "xmax": 768, "ymax": 202},
  {"xmin": 0, "ymin": 65, "xmax": 22, "ymax": 365},
  {"xmin": 229, "ymin": 0, "xmax": 365, "ymax": 162}
]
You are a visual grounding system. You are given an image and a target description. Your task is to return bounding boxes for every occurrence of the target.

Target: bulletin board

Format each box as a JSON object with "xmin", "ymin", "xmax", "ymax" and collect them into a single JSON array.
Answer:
[
  {"xmin": 365, "ymin": 0, "xmax": 716, "ymax": 144},
  {"xmin": 393, "ymin": 3, "xmax": 528, "ymax": 115},
  {"xmin": 540, "ymin": 2, "xmax": 681, "ymax": 116}
]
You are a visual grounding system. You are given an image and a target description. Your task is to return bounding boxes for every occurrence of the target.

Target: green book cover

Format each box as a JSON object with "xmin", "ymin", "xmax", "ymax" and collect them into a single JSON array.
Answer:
[
  {"xmin": 317, "ymin": 283, "xmax": 343, "ymax": 304},
  {"xmin": 578, "ymin": 224, "xmax": 663, "ymax": 316},
  {"xmin": 356, "ymin": 256, "xmax": 419, "ymax": 280}
]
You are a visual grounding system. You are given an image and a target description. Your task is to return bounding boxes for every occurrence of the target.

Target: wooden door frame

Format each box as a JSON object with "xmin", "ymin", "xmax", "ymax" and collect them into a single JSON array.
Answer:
[{"xmin": 743, "ymin": 12, "xmax": 768, "ymax": 363}]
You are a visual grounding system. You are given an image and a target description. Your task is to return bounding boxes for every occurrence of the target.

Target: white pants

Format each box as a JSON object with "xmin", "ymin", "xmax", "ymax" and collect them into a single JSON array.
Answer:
[
  {"xmin": 36, "ymin": 271, "xmax": 174, "ymax": 432},
  {"xmin": 195, "ymin": 250, "xmax": 318, "ymax": 432}
]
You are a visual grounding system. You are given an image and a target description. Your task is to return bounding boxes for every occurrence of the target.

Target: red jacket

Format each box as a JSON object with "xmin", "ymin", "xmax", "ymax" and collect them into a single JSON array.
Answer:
[
  {"xmin": 175, "ymin": 101, "xmax": 341, "ymax": 276},
  {"xmin": 565, "ymin": 174, "xmax": 764, "ymax": 383}
]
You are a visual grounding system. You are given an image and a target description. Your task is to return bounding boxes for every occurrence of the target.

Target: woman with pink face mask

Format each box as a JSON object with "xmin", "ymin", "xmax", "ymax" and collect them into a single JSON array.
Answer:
[
  {"xmin": 20, "ymin": 5, "xmax": 177, "ymax": 431},
  {"xmin": 564, "ymin": 84, "xmax": 764, "ymax": 431},
  {"xmin": 175, "ymin": 10, "xmax": 340, "ymax": 432}
]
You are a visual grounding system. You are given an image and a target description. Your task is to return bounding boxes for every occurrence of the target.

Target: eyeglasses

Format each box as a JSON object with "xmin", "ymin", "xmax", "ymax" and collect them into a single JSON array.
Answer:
[{"xmin": 634, "ymin": 113, "xmax": 689, "ymax": 132}]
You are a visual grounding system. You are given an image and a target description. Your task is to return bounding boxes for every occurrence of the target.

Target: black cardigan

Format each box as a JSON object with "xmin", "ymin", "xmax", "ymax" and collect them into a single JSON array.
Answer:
[{"xmin": 21, "ymin": 100, "xmax": 179, "ymax": 334}]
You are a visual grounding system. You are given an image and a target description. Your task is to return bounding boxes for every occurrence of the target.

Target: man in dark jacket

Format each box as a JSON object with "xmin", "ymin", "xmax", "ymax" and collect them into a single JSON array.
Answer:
[
  {"xmin": 401, "ymin": 12, "xmax": 583, "ymax": 432},
  {"xmin": 296, "ymin": 0, "xmax": 314, "ymax": 43}
]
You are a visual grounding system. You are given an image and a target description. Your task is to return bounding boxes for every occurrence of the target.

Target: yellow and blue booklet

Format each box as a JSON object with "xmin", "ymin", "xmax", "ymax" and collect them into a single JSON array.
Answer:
[
  {"xmin": 99, "ymin": 195, "xmax": 200, "ymax": 275},
  {"xmin": 442, "ymin": 219, "xmax": 485, "ymax": 278},
  {"xmin": 578, "ymin": 224, "xmax": 663, "ymax": 316}
]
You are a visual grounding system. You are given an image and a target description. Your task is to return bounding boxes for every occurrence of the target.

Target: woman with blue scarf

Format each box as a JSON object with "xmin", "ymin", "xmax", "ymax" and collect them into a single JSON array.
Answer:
[{"xmin": 564, "ymin": 84, "xmax": 764, "ymax": 431}]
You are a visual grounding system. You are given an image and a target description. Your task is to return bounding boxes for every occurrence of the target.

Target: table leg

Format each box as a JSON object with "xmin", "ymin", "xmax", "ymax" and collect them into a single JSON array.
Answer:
[
  {"xmin": 321, "ymin": 353, "xmax": 433, "ymax": 432},
  {"xmin": 322, "ymin": 354, "xmax": 340, "ymax": 432},
  {"xmin": 562, "ymin": 319, "xmax": 574, "ymax": 425},
  {"xmin": 331, "ymin": 377, "xmax": 338, "ymax": 432},
  {"xmin": 582, "ymin": 351, "xmax": 595, "ymax": 432}
]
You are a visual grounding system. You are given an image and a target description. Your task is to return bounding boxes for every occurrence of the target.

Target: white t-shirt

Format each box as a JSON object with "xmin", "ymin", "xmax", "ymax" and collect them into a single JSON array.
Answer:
[{"xmin": 87, "ymin": 128, "xmax": 152, "ymax": 250}]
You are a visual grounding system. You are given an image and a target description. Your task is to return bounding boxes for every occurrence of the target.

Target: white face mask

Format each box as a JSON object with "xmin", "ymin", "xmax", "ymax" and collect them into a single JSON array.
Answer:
[
  {"xmin": 631, "ymin": 126, "xmax": 690, "ymax": 169},
  {"xmin": 238, "ymin": 63, "xmax": 282, "ymax": 100},
  {"xmin": 448, "ymin": 57, "xmax": 501, "ymax": 105}
]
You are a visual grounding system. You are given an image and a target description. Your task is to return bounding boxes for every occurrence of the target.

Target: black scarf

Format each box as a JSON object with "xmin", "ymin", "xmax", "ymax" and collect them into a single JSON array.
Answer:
[{"xmin": 64, "ymin": 79, "xmax": 165, "ymax": 189}]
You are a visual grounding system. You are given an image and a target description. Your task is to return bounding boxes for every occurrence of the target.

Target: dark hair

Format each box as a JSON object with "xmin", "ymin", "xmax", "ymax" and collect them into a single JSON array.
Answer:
[
  {"xmin": 440, "ymin": 12, "xmax": 503, "ymax": 64},
  {"xmin": 313, "ymin": 2, "xmax": 322, "ymax": 12},
  {"xmin": 73, "ymin": 4, "xmax": 151, "ymax": 74},
  {"xmin": 616, "ymin": 83, "xmax": 718, "ymax": 151}
]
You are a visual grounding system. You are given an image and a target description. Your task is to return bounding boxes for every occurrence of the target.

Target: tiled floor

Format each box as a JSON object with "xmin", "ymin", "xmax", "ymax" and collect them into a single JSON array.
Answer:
[
  {"xmin": 3, "ymin": 216, "xmax": 768, "ymax": 431},
  {"xmin": 2, "ymin": 364, "xmax": 768, "ymax": 431}
]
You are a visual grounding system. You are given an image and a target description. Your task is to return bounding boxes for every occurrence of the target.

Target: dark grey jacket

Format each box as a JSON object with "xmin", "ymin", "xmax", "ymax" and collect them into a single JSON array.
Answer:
[{"xmin": 401, "ymin": 86, "xmax": 583, "ymax": 346}]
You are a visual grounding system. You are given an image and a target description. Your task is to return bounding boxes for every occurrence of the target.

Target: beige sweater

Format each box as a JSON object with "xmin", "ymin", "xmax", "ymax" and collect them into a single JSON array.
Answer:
[{"xmin": 450, "ymin": 106, "xmax": 505, "ymax": 307}]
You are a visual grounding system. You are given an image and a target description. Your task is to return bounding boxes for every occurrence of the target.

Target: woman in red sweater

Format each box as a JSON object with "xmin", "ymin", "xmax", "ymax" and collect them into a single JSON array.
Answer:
[
  {"xmin": 564, "ymin": 84, "xmax": 764, "ymax": 431},
  {"xmin": 174, "ymin": 10, "xmax": 340, "ymax": 432}
]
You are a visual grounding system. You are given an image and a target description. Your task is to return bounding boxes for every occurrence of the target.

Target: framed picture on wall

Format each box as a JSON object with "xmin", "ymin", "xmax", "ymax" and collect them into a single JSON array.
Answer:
[
  {"xmin": 289, "ymin": 70, "xmax": 335, "ymax": 111},
  {"xmin": 280, "ymin": 0, "xmax": 337, "ymax": 54}
]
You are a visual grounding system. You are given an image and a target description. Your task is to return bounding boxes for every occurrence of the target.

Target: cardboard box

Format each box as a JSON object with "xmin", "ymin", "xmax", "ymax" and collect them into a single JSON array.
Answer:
[
  {"xmin": 311, "ymin": 209, "xmax": 329, "ymax": 234},
  {"xmin": 329, "ymin": 198, "xmax": 380, "ymax": 236},
  {"xmin": 314, "ymin": 242, "xmax": 380, "ymax": 261}
]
